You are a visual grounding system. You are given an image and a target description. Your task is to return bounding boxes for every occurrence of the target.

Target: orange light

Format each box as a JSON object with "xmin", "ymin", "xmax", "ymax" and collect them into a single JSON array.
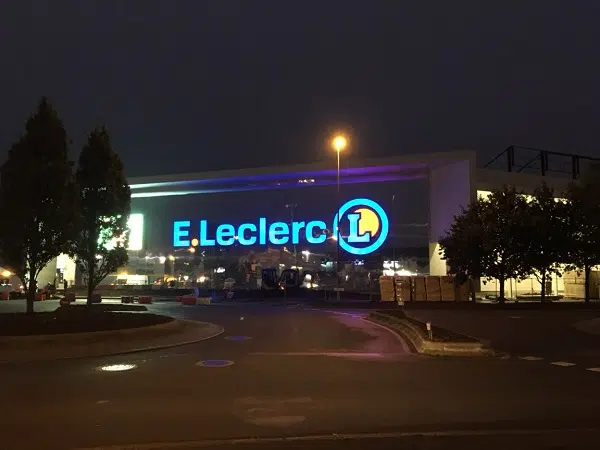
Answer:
[{"xmin": 331, "ymin": 135, "xmax": 348, "ymax": 153}]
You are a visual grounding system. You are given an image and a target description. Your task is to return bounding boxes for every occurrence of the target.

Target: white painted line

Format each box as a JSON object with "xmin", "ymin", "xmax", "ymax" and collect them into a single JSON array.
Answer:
[
  {"xmin": 550, "ymin": 361, "xmax": 576, "ymax": 367},
  {"xmin": 586, "ymin": 367, "xmax": 600, "ymax": 372},
  {"xmin": 73, "ymin": 427, "xmax": 600, "ymax": 449},
  {"xmin": 518, "ymin": 356, "xmax": 544, "ymax": 361}
]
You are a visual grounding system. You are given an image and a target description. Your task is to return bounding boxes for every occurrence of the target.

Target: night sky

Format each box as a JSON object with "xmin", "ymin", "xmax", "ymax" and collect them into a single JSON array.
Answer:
[{"xmin": 1, "ymin": 1, "xmax": 599, "ymax": 177}]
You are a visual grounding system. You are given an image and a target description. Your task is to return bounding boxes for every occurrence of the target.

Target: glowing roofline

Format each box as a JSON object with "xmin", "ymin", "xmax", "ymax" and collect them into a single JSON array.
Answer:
[
  {"xmin": 129, "ymin": 164, "xmax": 426, "ymax": 190},
  {"xmin": 131, "ymin": 174, "xmax": 424, "ymax": 198}
]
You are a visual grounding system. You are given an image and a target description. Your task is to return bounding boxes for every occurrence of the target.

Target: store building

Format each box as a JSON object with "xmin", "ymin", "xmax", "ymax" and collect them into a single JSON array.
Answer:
[{"xmin": 28, "ymin": 147, "xmax": 598, "ymax": 296}]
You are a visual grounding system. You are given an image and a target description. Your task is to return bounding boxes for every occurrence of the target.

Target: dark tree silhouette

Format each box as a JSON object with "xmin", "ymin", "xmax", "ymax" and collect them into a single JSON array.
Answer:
[
  {"xmin": 0, "ymin": 97, "xmax": 78, "ymax": 313},
  {"xmin": 69, "ymin": 127, "xmax": 131, "ymax": 304}
]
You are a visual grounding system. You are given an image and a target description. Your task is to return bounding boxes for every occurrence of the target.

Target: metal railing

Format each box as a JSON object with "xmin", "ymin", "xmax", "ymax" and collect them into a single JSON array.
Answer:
[{"xmin": 484, "ymin": 145, "xmax": 600, "ymax": 180}]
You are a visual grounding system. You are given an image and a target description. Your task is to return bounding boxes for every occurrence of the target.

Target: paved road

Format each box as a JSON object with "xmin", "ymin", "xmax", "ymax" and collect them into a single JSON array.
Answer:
[{"xmin": 1, "ymin": 302, "xmax": 600, "ymax": 449}]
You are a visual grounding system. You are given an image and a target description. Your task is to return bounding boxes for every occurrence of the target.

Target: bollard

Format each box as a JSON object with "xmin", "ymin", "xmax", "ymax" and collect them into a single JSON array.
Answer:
[
  {"xmin": 197, "ymin": 297, "xmax": 211, "ymax": 305},
  {"xmin": 181, "ymin": 296, "xmax": 211, "ymax": 305},
  {"xmin": 180, "ymin": 296, "xmax": 195, "ymax": 305}
]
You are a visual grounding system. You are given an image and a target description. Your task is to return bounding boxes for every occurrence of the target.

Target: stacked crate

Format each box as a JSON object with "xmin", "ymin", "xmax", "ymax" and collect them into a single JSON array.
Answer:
[
  {"xmin": 379, "ymin": 276, "xmax": 396, "ymax": 302},
  {"xmin": 412, "ymin": 276, "xmax": 427, "ymax": 301},
  {"xmin": 440, "ymin": 276, "xmax": 456, "ymax": 301},
  {"xmin": 378, "ymin": 274, "xmax": 472, "ymax": 303},
  {"xmin": 395, "ymin": 276, "xmax": 412, "ymax": 302},
  {"xmin": 425, "ymin": 276, "xmax": 442, "ymax": 301}
]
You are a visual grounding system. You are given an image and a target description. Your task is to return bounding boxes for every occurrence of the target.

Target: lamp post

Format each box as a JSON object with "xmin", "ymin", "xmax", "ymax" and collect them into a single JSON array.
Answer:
[
  {"xmin": 392, "ymin": 194, "xmax": 396, "ymax": 274},
  {"xmin": 331, "ymin": 135, "xmax": 347, "ymax": 289},
  {"xmin": 285, "ymin": 203, "xmax": 298, "ymax": 267}
]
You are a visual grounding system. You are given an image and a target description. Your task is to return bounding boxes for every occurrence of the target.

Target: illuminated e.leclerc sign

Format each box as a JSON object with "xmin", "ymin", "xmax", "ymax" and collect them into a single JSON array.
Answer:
[{"xmin": 172, "ymin": 198, "xmax": 389, "ymax": 256}]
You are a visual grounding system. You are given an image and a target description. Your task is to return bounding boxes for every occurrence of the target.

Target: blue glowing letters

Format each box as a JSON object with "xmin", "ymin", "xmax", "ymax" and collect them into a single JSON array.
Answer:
[{"xmin": 173, "ymin": 198, "xmax": 389, "ymax": 256}]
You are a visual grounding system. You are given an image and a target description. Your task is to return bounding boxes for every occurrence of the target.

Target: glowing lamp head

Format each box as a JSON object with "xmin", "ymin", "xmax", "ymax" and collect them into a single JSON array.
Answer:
[{"xmin": 331, "ymin": 135, "xmax": 347, "ymax": 153}]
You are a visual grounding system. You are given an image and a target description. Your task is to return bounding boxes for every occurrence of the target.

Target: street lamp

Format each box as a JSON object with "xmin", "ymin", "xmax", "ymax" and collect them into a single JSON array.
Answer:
[
  {"xmin": 331, "ymin": 134, "xmax": 348, "ymax": 290},
  {"xmin": 331, "ymin": 135, "xmax": 347, "ymax": 193}
]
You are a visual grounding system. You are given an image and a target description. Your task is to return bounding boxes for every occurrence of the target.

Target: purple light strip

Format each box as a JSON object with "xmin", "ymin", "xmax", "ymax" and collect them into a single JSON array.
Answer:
[
  {"xmin": 130, "ymin": 164, "xmax": 426, "ymax": 190},
  {"xmin": 131, "ymin": 173, "xmax": 425, "ymax": 198}
]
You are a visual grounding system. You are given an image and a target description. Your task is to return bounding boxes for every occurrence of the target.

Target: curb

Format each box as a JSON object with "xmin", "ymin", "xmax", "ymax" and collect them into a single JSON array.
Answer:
[
  {"xmin": 368, "ymin": 311, "xmax": 493, "ymax": 357},
  {"xmin": 0, "ymin": 319, "xmax": 224, "ymax": 364}
]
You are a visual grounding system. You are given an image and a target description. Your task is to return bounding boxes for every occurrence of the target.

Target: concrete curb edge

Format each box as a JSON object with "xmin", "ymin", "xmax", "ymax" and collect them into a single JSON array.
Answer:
[
  {"xmin": 0, "ymin": 320, "xmax": 225, "ymax": 364},
  {"xmin": 368, "ymin": 311, "xmax": 493, "ymax": 357}
]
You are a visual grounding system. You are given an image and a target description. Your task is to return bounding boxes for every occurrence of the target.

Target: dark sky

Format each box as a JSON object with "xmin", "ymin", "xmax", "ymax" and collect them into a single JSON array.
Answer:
[{"xmin": 1, "ymin": 0, "xmax": 599, "ymax": 177}]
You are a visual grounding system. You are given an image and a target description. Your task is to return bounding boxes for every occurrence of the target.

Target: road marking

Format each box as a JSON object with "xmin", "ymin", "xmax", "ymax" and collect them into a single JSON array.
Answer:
[
  {"xmin": 551, "ymin": 361, "xmax": 576, "ymax": 367},
  {"xmin": 224, "ymin": 335, "xmax": 252, "ymax": 341},
  {"xmin": 586, "ymin": 367, "xmax": 600, "ymax": 372},
  {"xmin": 236, "ymin": 397, "xmax": 313, "ymax": 405},
  {"xmin": 248, "ymin": 415, "xmax": 306, "ymax": 426},
  {"xmin": 233, "ymin": 397, "xmax": 312, "ymax": 427},
  {"xmin": 96, "ymin": 363, "xmax": 138, "ymax": 372},
  {"xmin": 507, "ymin": 316, "xmax": 522, "ymax": 319},
  {"xmin": 72, "ymin": 427, "xmax": 600, "ymax": 449},
  {"xmin": 518, "ymin": 356, "xmax": 544, "ymax": 361},
  {"xmin": 96, "ymin": 400, "xmax": 109, "ymax": 405},
  {"xmin": 249, "ymin": 351, "xmax": 384, "ymax": 358},
  {"xmin": 196, "ymin": 360, "xmax": 235, "ymax": 367}
]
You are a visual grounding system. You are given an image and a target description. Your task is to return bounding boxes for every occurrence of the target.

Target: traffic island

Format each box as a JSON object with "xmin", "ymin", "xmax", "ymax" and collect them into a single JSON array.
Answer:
[
  {"xmin": 0, "ymin": 308, "xmax": 224, "ymax": 363},
  {"xmin": 368, "ymin": 310, "xmax": 492, "ymax": 357}
]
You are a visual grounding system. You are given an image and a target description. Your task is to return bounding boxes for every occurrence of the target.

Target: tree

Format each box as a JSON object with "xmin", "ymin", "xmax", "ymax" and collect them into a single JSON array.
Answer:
[
  {"xmin": 0, "ymin": 97, "xmax": 78, "ymax": 313},
  {"xmin": 439, "ymin": 186, "xmax": 531, "ymax": 303},
  {"xmin": 69, "ymin": 127, "xmax": 131, "ymax": 305},
  {"xmin": 521, "ymin": 183, "xmax": 569, "ymax": 302},
  {"xmin": 479, "ymin": 186, "xmax": 532, "ymax": 302},
  {"xmin": 438, "ymin": 201, "xmax": 489, "ymax": 301},
  {"xmin": 564, "ymin": 181, "xmax": 600, "ymax": 302}
]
